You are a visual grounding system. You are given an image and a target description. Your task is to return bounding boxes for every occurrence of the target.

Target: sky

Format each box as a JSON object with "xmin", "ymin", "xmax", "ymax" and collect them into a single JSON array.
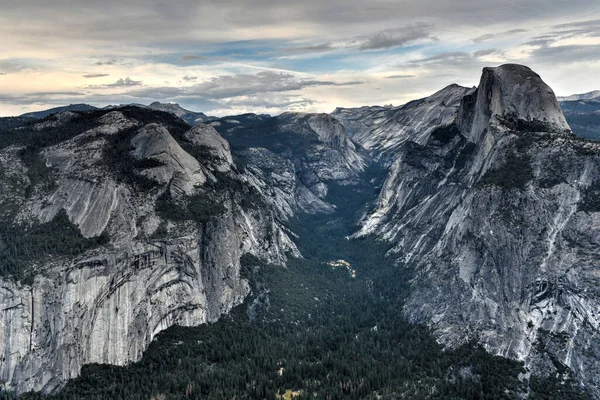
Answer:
[{"xmin": 1, "ymin": 0, "xmax": 600, "ymax": 117}]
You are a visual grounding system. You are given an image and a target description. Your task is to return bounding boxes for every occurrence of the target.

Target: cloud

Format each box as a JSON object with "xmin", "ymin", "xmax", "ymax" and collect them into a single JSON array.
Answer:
[
  {"xmin": 358, "ymin": 24, "xmax": 435, "ymax": 51},
  {"xmin": 284, "ymin": 24, "xmax": 434, "ymax": 55},
  {"xmin": 125, "ymin": 86, "xmax": 185, "ymax": 98},
  {"xmin": 525, "ymin": 18, "xmax": 600, "ymax": 48},
  {"xmin": 219, "ymin": 94, "xmax": 317, "ymax": 109},
  {"xmin": 408, "ymin": 49, "xmax": 504, "ymax": 69},
  {"xmin": 83, "ymin": 73, "xmax": 110, "ymax": 78},
  {"xmin": 3, "ymin": 1, "xmax": 600, "ymax": 117},
  {"xmin": 107, "ymin": 77, "xmax": 142, "ymax": 87},
  {"xmin": 0, "ymin": 91, "xmax": 85, "ymax": 105},
  {"xmin": 285, "ymin": 43, "xmax": 336, "ymax": 55},
  {"xmin": 472, "ymin": 29, "xmax": 528, "ymax": 43},
  {"xmin": 27, "ymin": 91, "xmax": 85, "ymax": 97},
  {"xmin": 94, "ymin": 59, "xmax": 119, "ymax": 66},
  {"xmin": 529, "ymin": 44, "xmax": 600, "ymax": 63},
  {"xmin": 385, "ymin": 74, "xmax": 415, "ymax": 79},
  {"xmin": 85, "ymin": 77, "xmax": 142, "ymax": 89},
  {"xmin": 553, "ymin": 18, "xmax": 600, "ymax": 36},
  {"xmin": 184, "ymin": 71, "xmax": 362, "ymax": 99},
  {"xmin": 0, "ymin": 59, "xmax": 27, "ymax": 74},
  {"xmin": 180, "ymin": 54, "xmax": 207, "ymax": 61}
]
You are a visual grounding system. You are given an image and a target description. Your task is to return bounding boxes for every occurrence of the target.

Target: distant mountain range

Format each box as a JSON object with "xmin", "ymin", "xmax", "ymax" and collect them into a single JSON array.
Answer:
[
  {"xmin": 20, "ymin": 104, "xmax": 99, "ymax": 119},
  {"xmin": 558, "ymin": 90, "xmax": 600, "ymax": 101},
  {"xmin": 557, "ymin": 91, "xmax": 600, "ymax": 141},
  {"xmin": 19, "ymin": 102, "xmax": 214, "ymax": 126}
]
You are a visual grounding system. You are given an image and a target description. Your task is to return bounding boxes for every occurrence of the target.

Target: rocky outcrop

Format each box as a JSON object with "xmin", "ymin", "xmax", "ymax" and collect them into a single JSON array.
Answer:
[
  {"xmin": 240, "ymin": 147, "xmax": 334, "ymax": 217},
  {"xmin": 147, "ymin": 102, "xmax": 210, "ymax": 125},
  {"xmin": 130, "ymin": 123, "xmax": 208, "ymax": 194},
  {"xmin": 333, "ymin": 85, "xmax": 473, "ymax": 164},
  {"xmin": 185, "ymin": 124, "xmax": 234, "ymax": 172},
  {"xmin": 457, "ymin": 64, "xmax": 570, "ymax": 143},
  {"xmin": 215, "ymin": 112, "xmax": 370, "ymax": 210},
  {"xmin": 0, "ymin": 108, "xmax": 298, "ymax": 394},
  {"xmin": 353, "ymin": 64, "xmax": 600, "ymax": 396}
]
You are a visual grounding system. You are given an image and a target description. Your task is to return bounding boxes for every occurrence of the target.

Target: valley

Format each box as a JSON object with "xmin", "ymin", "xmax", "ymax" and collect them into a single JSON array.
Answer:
[{"xmin": 0, "ymin": 64, "xmax": 599, "ymax": 399}]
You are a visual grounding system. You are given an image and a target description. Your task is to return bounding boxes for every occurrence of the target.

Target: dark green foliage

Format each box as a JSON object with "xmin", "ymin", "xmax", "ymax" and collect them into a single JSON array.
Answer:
[
  {"xmin": 18, "ymin": 146, "xmax": 57, "ymax": 196},
  {"xmin": 0, "ymin": 210, "xmax": 108, "ymax": 280},
  {"xmin": 529, "ymin": 375, "xmax": 591, "ymax": 399},
  {"xmin": 560, "ymin": 100, "xmax": 600, "ymax": 114},
  {"xmin": 18, "ymin": 235, "xmax": 530, "ymax": 400},
  {"xmin": 430, "ymin": 124, "xmax": 461, "ymax": 145},
  {"xmin": 207, "ymin": 171, "xmax": 267, "ymax": 212},
  {"xmin": 0, "ymin": 112, "xmax": 102, "ymax": 150},
  {"xmin": 213, "ymin": 115, "xmax": 321, "ymax": 156},
  {"xmin": 0, "ymin": 116, "xmax": 34, "ymax": 130},
  {"xmin": 564, "ymin": 113, "xmax": 600, "ymax": 141},
  {"xmin": 155, "ymin": 191, "xmax": 226, "ymax": 223},
  {"xmin": 480, "ymin": 152, "xmax": 533, "ymax": 189},
  {"xmin": 538, "ymin": 155, "xmax": 566, "ymax": 188},
  {"xmin": 579, "ymin": 180, "xmax": 600, "ymax": 212},
  {"xmin": 0, "ymin": 105, "xmax": 190, "ymax": 152},
  {"xmin": 100, "ymin": 125, "xmax": 159, "ymax": 190},
  {"xmin": 499, "ymin": 114, "xmax": 566, "ymax": 133}
]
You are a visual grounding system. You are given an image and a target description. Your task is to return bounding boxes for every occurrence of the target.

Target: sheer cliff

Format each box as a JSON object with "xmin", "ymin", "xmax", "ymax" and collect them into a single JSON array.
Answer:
[{"xmin": 343, "ymin": 64, "xmax": 600, "ymax": 396}]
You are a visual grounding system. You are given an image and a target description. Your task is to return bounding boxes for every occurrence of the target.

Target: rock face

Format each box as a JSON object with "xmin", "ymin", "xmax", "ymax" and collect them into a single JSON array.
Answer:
[
  {"xmin": 0, "ymin": 108, "xmax": 298, "ymax": 394},
  {"xmin": 346, "ymin": 64, "xmax": 600, "ymax": 396},
  {"xmin": 213, "ymin": 112, "xmax": 370, "ymax": 213},
  {"xmin": 457, "ymin": 64, "xmax": 570, "ymax": 143},
  {"xmin": 333, "ymin": 84, "xmax": 473, "ymax": 164},
  {"xmin": 184, "ymin": 124, "xmax": 234, "ymax": 172},
  {"xmin": 130, "ymin": 123, "xmax": 207, "ymax": 194},
  {"xmin": 147, "ymin": 102, "xmax": 210, "ymax": 126}
]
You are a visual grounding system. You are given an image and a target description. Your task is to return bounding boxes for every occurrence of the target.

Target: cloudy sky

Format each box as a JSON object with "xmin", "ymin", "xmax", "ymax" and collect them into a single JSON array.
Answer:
[{"xmin": 1, "ymin": 0, "xmax": 600, "ymax": 117}]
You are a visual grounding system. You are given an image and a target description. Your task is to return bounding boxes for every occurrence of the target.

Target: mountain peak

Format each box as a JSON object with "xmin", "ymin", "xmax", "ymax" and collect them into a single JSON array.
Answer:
[{"xmin": 458, "ymin": 64, "xmax": 570, "ymax": 142}]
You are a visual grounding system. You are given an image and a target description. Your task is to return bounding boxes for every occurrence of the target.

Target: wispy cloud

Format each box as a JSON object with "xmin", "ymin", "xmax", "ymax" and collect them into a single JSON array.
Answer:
[
  {"xmin": 285, "ymin": 43, "xmax": 336, "ymax": 55},
  {"xmin": 0, "ymin": 59, "xmax": 27, "ymax": 74},
  {"xmin": 183, "ymin": 71, "xmax": 363, "ymax": 99},
  {"xmin": 358, "ymin": 24, "xmax": 436, "ymax": 50},
  {"xmin": 285, "ymin": 23, "xmax": 435, "ymax": 55},
  {"xmin": 385, "ymin": 74, "xmax": 415, "ymax": 79},
  {"xmin": 472, "ymin": 29, "xmax": 528, "ymax": 43},
  {"xmin": 94, "ymin": 59, "xmax": 119, "ymax": 66},
  {"xmin": 83, "ymin": 73, "xmax": 110, "ymax": 78},
  {"xmin": 180, "ymin": 54, "xmax": 207, "ymax": 61}
]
